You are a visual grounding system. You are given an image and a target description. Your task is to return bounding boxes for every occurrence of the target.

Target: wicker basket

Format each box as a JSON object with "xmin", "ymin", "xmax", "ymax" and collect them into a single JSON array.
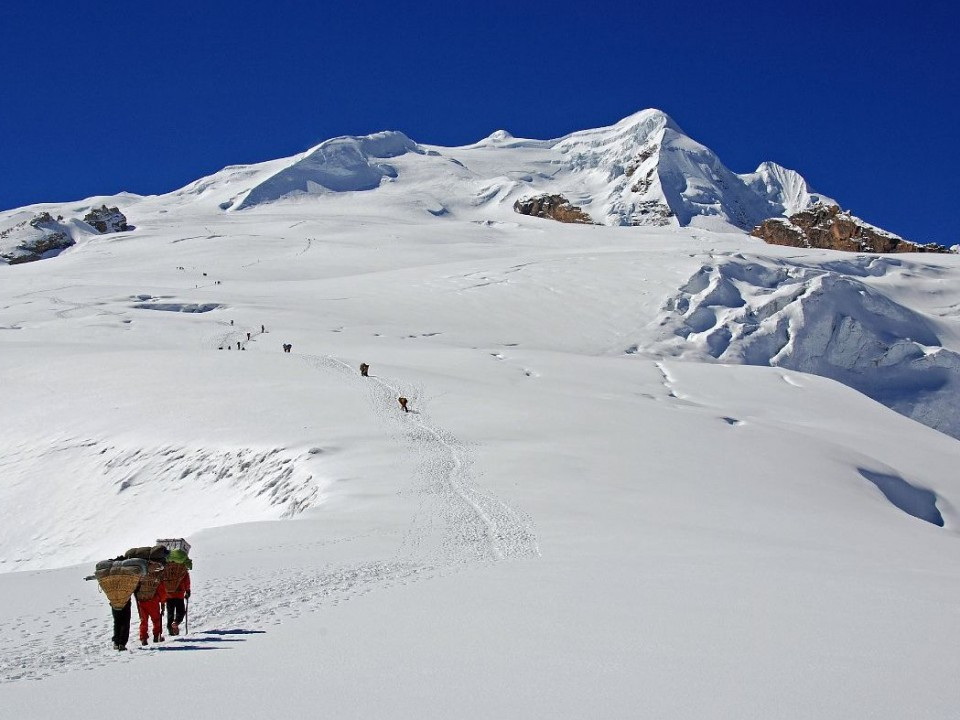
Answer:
[
  {"xmin": 161, "ymin": 562, "xmax": 188, "ymax": 593},
  {"xmin": 98, "ymin": 574, "xmax": 141, "ymax": 610},
  {"xmin": 135, "ymin": 562, "xmax": 166, "ymax": 601}
]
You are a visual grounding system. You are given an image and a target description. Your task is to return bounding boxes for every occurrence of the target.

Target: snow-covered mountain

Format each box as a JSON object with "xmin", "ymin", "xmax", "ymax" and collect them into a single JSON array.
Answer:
[
  {"xmin": 223, "ymin": 109, "xmax": 834, "ymax": 229},
  {"xmin": 2, "ymin": 109, "xmax": 831, "ymax": 235},
  {"xmin": 2, "ymin": 110, "xmax": 959, "ymax": 719}
]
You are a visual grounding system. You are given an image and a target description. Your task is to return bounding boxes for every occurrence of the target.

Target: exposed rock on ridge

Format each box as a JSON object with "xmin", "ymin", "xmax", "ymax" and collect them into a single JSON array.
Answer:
[
  {"xmin": 513, "ymin": 194, "xmax": 593, "ymax": 224},
  {"xmin": 0, "ymin": 212, "xmax": 75, "ymax": 264},
  {"xmin": 1, "ymin": 205, "xmax": 132, "ymax": 265},
  {"xmin": 752, "ymin": 204, "xmax": 949, "ymax": 254},
  {"xmin": 83, "ymin": 205, "xmax": 130, "ymax": 233}
]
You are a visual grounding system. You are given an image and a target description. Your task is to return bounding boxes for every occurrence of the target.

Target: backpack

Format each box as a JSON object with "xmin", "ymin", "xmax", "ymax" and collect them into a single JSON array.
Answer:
[{"xmin": 124, "ymin": 545, "xmax": 169, "ymax": 562}]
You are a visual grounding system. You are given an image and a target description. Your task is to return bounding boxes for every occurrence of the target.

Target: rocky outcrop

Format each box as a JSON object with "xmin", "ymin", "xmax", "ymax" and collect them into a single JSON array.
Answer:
[
  {"xmin": 83, "ymin": 205, "xmax": 130, "ymax": 233},
  {"xmin": 624, "ymin": 144, "xmax": 659, "ymax": 178},
  {"xmin": 2, "ymin": 205, "xmax": 134, "ymax": 265},
  {"xmin": 0, "ymin": 213, "xmax": 75, "ymax": 264},
  {"xmin": 751, "ymin": 204, "xmax": 949, "ymax": 254},
  {"xmin": 513, "ymin": 194, "xmax": 593, "ymax": 224}
]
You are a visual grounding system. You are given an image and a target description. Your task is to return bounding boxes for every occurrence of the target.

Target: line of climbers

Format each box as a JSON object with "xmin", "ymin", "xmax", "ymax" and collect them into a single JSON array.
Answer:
[
  {"xmin": 86, "ymin": 538, "xmax": 193, "ymax": 651},
  {"xmin": 222, "ymin": 336, "xmax": 413, "ymax": 409},
  {"xmin": 219, "ymin": 323, "xmax": 268, "ymax": 351},
  {"xmin": 358, "ymin": 362, "xmax": 411, "ymax": 412}
]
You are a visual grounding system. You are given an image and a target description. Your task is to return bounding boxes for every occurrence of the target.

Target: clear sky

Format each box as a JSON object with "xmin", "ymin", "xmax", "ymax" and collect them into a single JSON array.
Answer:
[{"xmin": 2, "ymin": 1, "xmax": 957, "ymax": 243}]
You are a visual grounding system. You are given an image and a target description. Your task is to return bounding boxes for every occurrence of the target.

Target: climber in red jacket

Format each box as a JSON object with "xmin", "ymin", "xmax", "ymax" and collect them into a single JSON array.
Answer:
[
  {"xmin": 165, "ymin": 570, "xmax": 191, "ymax": 636},
  {"xmin": 137, "ymin": 581, "xmax": 168, "ymax": 645}
]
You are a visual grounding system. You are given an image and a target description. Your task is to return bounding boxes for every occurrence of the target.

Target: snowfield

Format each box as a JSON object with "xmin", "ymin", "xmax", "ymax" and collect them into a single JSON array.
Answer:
[{"xmin": 1, "ymin": 111, "xmax": 959, "ymax": 719}]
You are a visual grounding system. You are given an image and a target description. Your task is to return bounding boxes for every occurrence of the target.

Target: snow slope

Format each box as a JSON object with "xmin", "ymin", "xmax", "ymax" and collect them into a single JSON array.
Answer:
[{"xmin": 1, "ymin": 112, "xmax": 959, "ymax": 719}]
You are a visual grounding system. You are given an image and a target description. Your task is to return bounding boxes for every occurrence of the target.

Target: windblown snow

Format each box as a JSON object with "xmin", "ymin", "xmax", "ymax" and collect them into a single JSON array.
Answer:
[{"xmin": 1, "ymin": 109, "xmax": 959, "ymax": 720}]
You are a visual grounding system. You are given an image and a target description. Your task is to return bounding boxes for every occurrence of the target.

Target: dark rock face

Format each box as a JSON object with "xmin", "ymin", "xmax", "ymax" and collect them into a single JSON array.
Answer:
[
  {"xmin": 513, "ymin": 194, "xmax": 593, "ymax": 224},
  {"xmin": 83, "ymin": 205, "xmax": 130, "ymax": 233},
  {"xmin": 752, "ymin": 204, "xmax": 949, "ymax": 254},
  {"xmin": 627, "ymin": 199, "xmax": 674, "ymax": 225},
  {"xmin": 624, "ymin": 144, "xmax": 659, "ymax": 178}
]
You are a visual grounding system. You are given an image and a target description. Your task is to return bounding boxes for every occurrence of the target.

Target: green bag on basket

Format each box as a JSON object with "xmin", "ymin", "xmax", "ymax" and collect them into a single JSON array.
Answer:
[{"xmin": 167, "ymin": 549, "xmax": 193, "ymax": 569}]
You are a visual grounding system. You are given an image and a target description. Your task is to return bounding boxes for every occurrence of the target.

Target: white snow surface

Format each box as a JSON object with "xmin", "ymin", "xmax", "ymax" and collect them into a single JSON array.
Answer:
[{"xmin": 1, "ymin": 111, "xmax": 960, "ymax": 719}]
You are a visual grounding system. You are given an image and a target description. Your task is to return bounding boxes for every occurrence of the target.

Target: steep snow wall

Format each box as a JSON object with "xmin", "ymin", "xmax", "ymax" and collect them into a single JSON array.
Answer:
[{"xmin": 0, "ymin": 437, "xmax": 321, "ymax": 571}]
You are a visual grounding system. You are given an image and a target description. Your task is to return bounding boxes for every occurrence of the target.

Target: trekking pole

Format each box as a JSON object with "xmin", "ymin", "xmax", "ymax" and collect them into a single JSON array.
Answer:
[{"xmin": 185, "ymin": 596, "xmax": 189, "ymax": 636}]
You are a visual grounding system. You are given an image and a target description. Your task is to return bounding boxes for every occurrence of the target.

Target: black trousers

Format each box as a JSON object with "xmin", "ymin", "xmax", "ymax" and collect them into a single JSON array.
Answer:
[
  {"xmin": 111, "ymin": 601, "xmax": 131, "ymax": 647},
  {"xmin": 166, "ymin": 598, "xmax": 186, "ymax": 627}
]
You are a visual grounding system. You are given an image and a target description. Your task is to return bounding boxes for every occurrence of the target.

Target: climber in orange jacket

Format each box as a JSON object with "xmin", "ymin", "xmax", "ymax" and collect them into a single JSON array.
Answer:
[
  {"xmin": 137, "ymin": 581, "xmax": 168, "ymax": 645},
  {"xmin": 165, "ymin": 570, "xmax": 191, "ymax": 636}
]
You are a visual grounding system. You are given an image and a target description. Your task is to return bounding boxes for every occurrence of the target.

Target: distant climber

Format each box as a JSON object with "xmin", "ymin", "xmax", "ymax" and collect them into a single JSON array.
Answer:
[
  {"xmin": 230, "ymin": 319, "xmax": 234, "ymax": 326},
  {"xmin": 237, "ymin": 341, "xmax": 241, "ymax": 350},
  {"xmin": 261, "ymin": 324, "xmax": 265, "ymax": 334},
  {"xmin": 246, "ymin": 332, "xmax": 251, "ymax": 341},
  {"xmin": 360, "ymin": 363, "xmax": 369, "ymax": 377},
  {"xmin": 398, "ymin": 396, "xmax": 409, "ymax": 413}
]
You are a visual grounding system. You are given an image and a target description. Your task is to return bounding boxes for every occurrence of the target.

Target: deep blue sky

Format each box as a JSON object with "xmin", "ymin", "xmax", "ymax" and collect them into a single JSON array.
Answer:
[{"xmin": 2, "ymin": 1, "xmax": 957, "ymax": 243}]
